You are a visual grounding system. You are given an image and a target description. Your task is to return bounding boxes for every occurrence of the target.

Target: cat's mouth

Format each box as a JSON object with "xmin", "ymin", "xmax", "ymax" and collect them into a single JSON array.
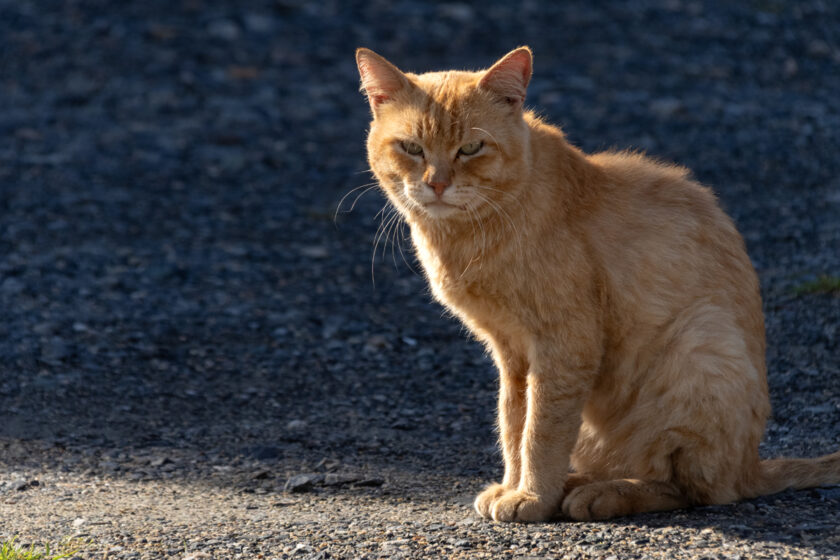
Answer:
[
  {"xmin": 422, "ymin": 200, "xmax": 465, "ymax": 217},
  {"xmin": 426, "ymin": 200, "xmax": 460, "ymax": 209}
]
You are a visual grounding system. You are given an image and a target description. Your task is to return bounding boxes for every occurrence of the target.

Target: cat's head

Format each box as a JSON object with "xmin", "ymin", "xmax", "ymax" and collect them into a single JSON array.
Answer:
[{"xmin": 356, "ymin": 47, "xmax": 533, "ymax": 225}]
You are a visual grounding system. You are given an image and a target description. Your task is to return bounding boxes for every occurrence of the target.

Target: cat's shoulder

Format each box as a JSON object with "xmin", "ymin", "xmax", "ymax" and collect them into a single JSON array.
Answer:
[{"xmin": 588, "ymin": 149, "xmax": 693, "ymax": 186}]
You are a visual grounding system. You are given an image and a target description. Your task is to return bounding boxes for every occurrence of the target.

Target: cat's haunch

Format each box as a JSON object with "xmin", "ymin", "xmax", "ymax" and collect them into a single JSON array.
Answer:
[{"xmin": 356, "ymin": 46, "xmax": 840, "ymax": 522}]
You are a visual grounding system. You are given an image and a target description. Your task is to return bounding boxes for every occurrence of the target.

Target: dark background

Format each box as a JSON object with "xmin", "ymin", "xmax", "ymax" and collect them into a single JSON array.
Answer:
[{"xmin": 0, "ymin": 0, "xmax": 838, "ymax": 553}]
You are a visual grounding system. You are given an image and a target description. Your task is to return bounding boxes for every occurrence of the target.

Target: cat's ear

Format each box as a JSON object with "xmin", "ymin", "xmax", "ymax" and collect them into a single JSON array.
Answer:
[
  {"xmin": 479, "ymin": 46, "xmax": 533, "ymax": 108},
  {"xmin": 356, "ymin": 48, "xmax": 411, "ymax": 114}
]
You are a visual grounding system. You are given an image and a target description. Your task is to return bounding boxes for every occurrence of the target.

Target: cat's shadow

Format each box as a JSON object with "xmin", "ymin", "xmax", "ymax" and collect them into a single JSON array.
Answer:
[{"xmin": 547, "ymin": 489, "xmax": 840, "ymax": 555}]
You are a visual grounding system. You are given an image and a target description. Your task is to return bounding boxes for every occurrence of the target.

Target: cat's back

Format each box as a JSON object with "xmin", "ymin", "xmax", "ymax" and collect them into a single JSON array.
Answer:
[
  {"xmin": 585, "ymin": 149, "xmax": 742, "ymax": 257},
  {"xmin": 582, "ymin": 149, "xmax": 762, "ymax": 340},
  {"xmin": 587, "ymin": 150, "xmax": 721, "ymax": 225}
]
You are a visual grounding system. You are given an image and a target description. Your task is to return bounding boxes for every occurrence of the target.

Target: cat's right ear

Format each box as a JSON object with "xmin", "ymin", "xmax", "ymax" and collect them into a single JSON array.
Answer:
[
  {"xmin": 479, "ymin": 46, "xmax": 533, "ymax": 109},
  {"xmin": 356, "ymin": 48, "xmax": 410, "ymax": 115}
]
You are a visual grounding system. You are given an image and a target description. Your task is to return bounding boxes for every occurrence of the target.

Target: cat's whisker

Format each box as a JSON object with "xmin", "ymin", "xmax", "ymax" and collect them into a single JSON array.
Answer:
[
  {"xmin": 382, "ymin": 210, "xmax": 404, "ymax": 268},
  {"xmin": 469, "ymin": 193, "xmax": 500, "ymax": 238},
  {"xmin": 492, "ymin": 201, "xmax": 524, "ymax": 260},
  {"xmin": 471, "ymin": 190, "xmax": 524, "ymax": 259},
  {"xmin": 470, "ymin": 186, "xmax": 529, "ymax": 254},
  {"xmin": 348, "ymin": 184, "xmax": 380, "ymax": 213},
  {"xmin": 373, "ymin": 201, "xmax": 392, "ymax": 222},
  {"xmin": 466, "ymin": 203, "xmax": 487, "ymax": 273},
  {"xmin": 386, "ymin": 214, "xmax": 399, "ymax": 268},
  {"xmin": 459, "ymin": 205, "xmax": 485, "ymax": 279},
  {"xmin": 461, "ymin": 205, "xmax": 480, "ymax": 274},
  {"xmin": 473, "ymin": 185, "xmax": 528, "ymax": 215},
  {"xmin": 370, "ymin": 203, "xmax": 397, "ymax": 287},
  {"xmin": 394, "ymin": 220, "xmax": 418, "ymax": 274},
  {"xmin": 470, "ymin": 187, "xmax": 524, "ymax": 234},
  {"xmin": 383, "ymin": 209, "xmax": 404, "ymax": 268},
  {"xmin": 458, "ymin": 253, "xmax": 480, "ymax": 280},
  {"xmin": 375, "ymin": 207, "xmax": 400, "ymax": 262},
  {"xmin": 482, "ymin": 195, "xmax": 521, "ymax": 244},
  {"xmin": 471, "ymin": 127, "xmax": 501, "ymax": 148},
  {"xmin": 370, "ymin": 214, "xmax": 385, "ymax": 288},
  {"xmin": 335, "ymin": 182, "xmax": 381, "ymax": 221}
]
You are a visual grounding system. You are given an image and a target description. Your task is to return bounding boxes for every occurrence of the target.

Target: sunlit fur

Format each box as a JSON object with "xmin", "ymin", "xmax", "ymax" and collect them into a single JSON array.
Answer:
[{"xmin": 357, "ymin": 46, "xmax": 840, "ymax": 522}]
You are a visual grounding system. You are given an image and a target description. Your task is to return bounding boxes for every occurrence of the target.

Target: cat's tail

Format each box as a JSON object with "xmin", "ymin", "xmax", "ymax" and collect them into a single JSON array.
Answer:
[{"xmin": 746, "ymin": 450, "xmax": 840, "ymax": 498}]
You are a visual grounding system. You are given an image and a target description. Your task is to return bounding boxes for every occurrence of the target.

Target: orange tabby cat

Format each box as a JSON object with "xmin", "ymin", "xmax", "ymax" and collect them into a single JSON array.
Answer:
[{"xmin": 355, "ymin": 46, "xmax": 840, "ymax": 522}]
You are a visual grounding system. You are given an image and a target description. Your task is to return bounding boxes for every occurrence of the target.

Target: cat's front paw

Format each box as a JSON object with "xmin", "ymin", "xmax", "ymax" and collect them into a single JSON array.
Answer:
[
  {"xmin": 490, "ymin": 489, "xmax": 556, "ymax": 522},
  {"xmin": 474, "ymin": 483, "xmax": 507, "ymax": 519}
]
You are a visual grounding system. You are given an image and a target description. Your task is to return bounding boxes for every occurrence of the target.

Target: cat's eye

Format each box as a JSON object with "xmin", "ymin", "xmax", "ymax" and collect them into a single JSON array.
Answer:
[
  {"xmin": 401, "ymin": 141, "xmax": 424, "ymax": 156},
  {"xmin": 459, "ymin": 141, "xmax": 483, "ymax": 156}
]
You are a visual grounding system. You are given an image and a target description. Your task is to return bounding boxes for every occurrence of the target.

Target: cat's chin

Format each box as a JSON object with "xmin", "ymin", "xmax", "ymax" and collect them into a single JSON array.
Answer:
[{"xmin": 420, "ymin": 201, "xmax": 464, "ymax": 219}]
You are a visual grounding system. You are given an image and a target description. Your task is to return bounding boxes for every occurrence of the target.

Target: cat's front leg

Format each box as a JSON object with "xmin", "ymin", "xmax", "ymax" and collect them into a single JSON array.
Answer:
[
  {"xmin": 491, "ymin": 343, "xmax": 596, "ymax": 522},
  {"xmin": 474, "ymin": 340, "xmax": 528, "ymax": 518},
  {"xmin": 474, "ymin": 372, "xmax": 526, "ymax": 516}
]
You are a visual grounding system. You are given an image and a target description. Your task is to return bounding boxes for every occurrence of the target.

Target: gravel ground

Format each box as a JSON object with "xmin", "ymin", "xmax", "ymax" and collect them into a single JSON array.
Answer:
[{"xmin": 1, "ymin": 1, "xmax": 839, "ymax": 558}]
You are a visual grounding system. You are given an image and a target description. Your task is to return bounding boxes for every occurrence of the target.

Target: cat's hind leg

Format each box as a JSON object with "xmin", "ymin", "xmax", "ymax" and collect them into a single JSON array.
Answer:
[
  {"xmin": 563, "ymin": 305, "xmax": 769, "ymax": 521},
  {"xmin": 563, "ymin": 472, "xmax": 598, "ymax": 493},
  {"xmin": 562, "ymin": 479, "xmax": 688, "ymax": 521}
]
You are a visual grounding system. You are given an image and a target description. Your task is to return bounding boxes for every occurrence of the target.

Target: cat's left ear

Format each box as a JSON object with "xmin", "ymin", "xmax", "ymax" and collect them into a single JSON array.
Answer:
[
  {"xmin": 479, "ymin": 46, "xmax": 533, "ymax": 109},
  {"xmin": 356, "ymin": 48, "xmax": 411, "ymax": 114}
]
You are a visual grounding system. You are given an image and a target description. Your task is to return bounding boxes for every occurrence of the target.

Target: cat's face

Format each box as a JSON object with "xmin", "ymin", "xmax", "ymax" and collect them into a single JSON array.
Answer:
[{"xmin": 357, "ymin": 48, "xmax": 533, "ymax": 225}]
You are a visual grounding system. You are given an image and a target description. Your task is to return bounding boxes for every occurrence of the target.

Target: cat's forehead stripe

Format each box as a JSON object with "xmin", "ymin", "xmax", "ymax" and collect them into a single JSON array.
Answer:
[{"xmin": 415, "ymin": 71, "xmax": 468, "ymax": 143}]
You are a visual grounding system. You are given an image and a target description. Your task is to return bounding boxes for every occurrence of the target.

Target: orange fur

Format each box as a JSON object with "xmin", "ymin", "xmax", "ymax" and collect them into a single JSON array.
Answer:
[{"xmin": 355, "ymin": 46, "xmax": 840, "ymax": 522}]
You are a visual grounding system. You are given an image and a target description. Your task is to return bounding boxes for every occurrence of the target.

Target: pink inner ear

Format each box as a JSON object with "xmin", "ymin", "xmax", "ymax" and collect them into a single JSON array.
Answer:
[
  {"xmin": 358, "ymin": 55, "xmax": 404, "ymax": 108},
  {"xmin": 480, "ymin": 49, "xmax": 532, "ymax": 104},
  {"xmin": 369, "ymin": 93, "xmax": 389, "ymax": 106}
]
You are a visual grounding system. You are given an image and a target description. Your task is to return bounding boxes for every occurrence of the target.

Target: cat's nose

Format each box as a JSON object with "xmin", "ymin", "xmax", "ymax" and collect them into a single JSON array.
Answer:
[{"xmin": 427, "ymin": 180, "xmax": 450, "ymax": 197}]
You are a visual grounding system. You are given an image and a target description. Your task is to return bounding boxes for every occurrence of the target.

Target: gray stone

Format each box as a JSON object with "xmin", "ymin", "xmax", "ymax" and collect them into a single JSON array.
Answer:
[
  {"xmin": 323, "ymin": 473, "xmax": 362, "ymax": 486},
  {"xmin": 206, "ymin": 19, "xmax": 239, "ymax": 41},
  {"xmin": 284, "ymin": 473, "xmax": 323, "ymax": 492},
  {"xmin": 1, "ymin": 277, "xmax": 24, "ymax": 295}
]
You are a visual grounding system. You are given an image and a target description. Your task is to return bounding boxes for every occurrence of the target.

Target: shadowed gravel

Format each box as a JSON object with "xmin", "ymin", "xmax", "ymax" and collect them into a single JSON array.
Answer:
[{"xmin": 0, "ymin": 1, "xmax": 838, "ymax": 558}]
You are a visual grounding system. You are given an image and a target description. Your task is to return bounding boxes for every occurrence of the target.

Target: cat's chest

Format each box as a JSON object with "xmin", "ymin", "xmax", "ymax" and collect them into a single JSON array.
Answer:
[{"xmin": 418, "ymin": 244, "xmax": 513, "ymax": 318}]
